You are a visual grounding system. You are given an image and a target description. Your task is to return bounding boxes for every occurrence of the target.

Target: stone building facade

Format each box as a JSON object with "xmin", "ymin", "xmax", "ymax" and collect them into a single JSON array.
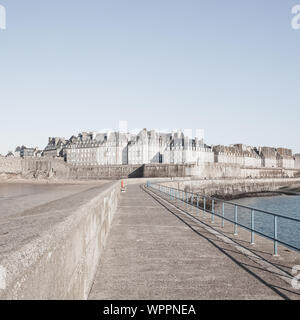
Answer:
[
  {"xmin": 14, "ymin": 146, "xmax": 21, "ymax": 157},
  {"xmin": 40, "ymin": 129, "xmax": 298, "ymax": 169},
  {"xmin": 213, "ymin": 144, "xmax": 261, "ymax": 167},
  {"xmin": 256, "ymin": 147, "xmax": 278, "ymax": 168},
  {"xmin": 14, "ymin": 146, "xmax": 41, "ymax": 158},
  {"xmin": 163, "ymin": 131, "xmax": 214, "ymax": 164},
  {"xmin": 276, "ymin": 148, "xmax": 295, "ymax": 169},
  {"xmin": 65, "ymin": 129, "xmax": 213, "ymax": 166},
  {"xmin": 294, "ymin": 154, "xmax": 300, "ymax": 169},
  {"xmin": 127, "ymin": 129, "xmax": 167, "ymax": 165},
  {"xmin": 43, "ymin": 137, "xmax": 67, "ymax": 158},
  {"xmin": 66, "ymin": 131, "xmax": 131, "ymax": 166}
]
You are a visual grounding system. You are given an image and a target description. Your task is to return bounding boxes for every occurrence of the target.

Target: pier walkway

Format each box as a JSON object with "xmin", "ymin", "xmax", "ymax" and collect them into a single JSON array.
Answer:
[{"xmin": 89, "ymin": 183, "xmax": 300, "ymax": 300}]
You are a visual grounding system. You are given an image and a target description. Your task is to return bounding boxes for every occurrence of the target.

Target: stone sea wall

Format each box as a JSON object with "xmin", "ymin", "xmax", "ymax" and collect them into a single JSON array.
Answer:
[
  {"xmin": 144, "ymin": 163, "xmax": 300, "ymax": 179},
  {"xmin": 69, "ymin": 164, "xmax": 143, "ymax": 180},
  {"xmin": 160, "ymin": 178, "xmax": 300, "ymax": 199},
  {"xmin": 0, "ymin": 157, "xmax": 22, "ymax": 177},
  {"xmin": 0, "ymin": 157, "xmax": 300, "ymax": 180}
]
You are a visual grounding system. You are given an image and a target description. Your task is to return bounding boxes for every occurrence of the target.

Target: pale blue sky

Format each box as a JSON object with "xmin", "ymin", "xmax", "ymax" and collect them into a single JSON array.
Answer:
[{"xmin": 0, "ymin": 0, "xmax": 299, "ymax": 154}]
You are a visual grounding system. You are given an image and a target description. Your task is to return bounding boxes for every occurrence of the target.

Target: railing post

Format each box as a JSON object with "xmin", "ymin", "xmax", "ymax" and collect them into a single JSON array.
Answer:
[
  {"xmin": 203, "ymin": 197, "xmax": 206, "ymax": 217},
  {"xmin": 234, "ymin": 205, "xmax": 238, "ymax": 235},
  {"xmin": 191, "ymin": 194, "xmax": 194, "ymax": 213},
  {"xmin": 222, "ymin": 202, "xmax": 225, "ymax": 228},
  {"xmin": 186, "ymin": 192, "xmax": 188, "ymax": 209},
  {"xmin": 197, "ymin": 195, "xmax": 199, "ymax": 216},
  {"xmin": 251, "ymin": 210, "xmax": 255, "ymax": 245},
  {"xmin": 211, "ymin": 199, "xmax": 215, "ymax": 223},
  {"xmin": 274, "ymin": 216, "xmax": 278, "ymax": 256}
]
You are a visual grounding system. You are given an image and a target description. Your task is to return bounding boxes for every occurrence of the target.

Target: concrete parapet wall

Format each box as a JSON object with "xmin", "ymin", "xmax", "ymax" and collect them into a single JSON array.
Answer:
[{"xmin": 0, "ymin": 181, "xmax": 120, "ymax": 300}]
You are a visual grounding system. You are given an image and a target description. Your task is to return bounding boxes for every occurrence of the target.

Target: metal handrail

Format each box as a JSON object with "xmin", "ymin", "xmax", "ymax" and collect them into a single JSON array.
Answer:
[
  {"xmin": 151, "ymin": 184, "xmax": 299, "ymax": 221},
  {"xmin": 146, "ymin": 181, "xmax": 300, "ymax": 255}
]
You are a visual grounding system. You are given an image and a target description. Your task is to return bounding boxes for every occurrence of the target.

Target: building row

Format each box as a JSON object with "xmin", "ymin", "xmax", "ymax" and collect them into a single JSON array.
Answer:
[
  {"xmin": 45, "ymin": 129, "xmax": 300, "ymax": 169},
  {"xmin": 6, "ymin": 146, "xmax": 43, "ymax": 158},
  {"xmin": 6, "ymin": 129, "xmax": 300, "ymax": 170},
  {"xmin": 64, "ymin": 130, "xmax": 208, "ymax": 166}
]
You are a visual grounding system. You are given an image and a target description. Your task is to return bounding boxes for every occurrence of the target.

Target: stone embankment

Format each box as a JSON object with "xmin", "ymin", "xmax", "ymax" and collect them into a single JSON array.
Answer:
[
  {"xmin": 0, "ymin": 157, "xmax": 22, "ymax": 180},
  {"xmin": 160, "ymin": 178, "xmax": 300, "ymax": 199}
]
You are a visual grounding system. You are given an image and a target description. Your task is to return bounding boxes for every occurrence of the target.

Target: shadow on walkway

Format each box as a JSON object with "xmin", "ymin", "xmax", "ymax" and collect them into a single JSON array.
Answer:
[{"xmin": 143, "ymin": 185, "xmax": 300, "ymax": 300}]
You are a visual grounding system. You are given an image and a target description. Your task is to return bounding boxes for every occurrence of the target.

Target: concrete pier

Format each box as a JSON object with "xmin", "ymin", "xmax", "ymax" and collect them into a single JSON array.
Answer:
[{"xmin": 89, "ymin": 183, "xmax": 300, "ymax": 300}]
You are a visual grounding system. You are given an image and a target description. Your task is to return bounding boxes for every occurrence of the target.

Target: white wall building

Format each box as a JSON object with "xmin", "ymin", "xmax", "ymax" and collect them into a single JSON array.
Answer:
[
  {"xmin": 213, "ymin": 144, "xmax": 261, "ymax": 167},
  {"xmin": 295, "ymin": 154, "xmax": 300, "ymax": 169},
  {"xmin": 63, "ymin": 130, "xmax": 298, "ymax": 169},
  {"xmin": 256, "ymin": 147, "xmax": 278, "ymax": 168},
  {"xmin": 66, "ymin": 129, "xmax": 214, "ymax": 166}
]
